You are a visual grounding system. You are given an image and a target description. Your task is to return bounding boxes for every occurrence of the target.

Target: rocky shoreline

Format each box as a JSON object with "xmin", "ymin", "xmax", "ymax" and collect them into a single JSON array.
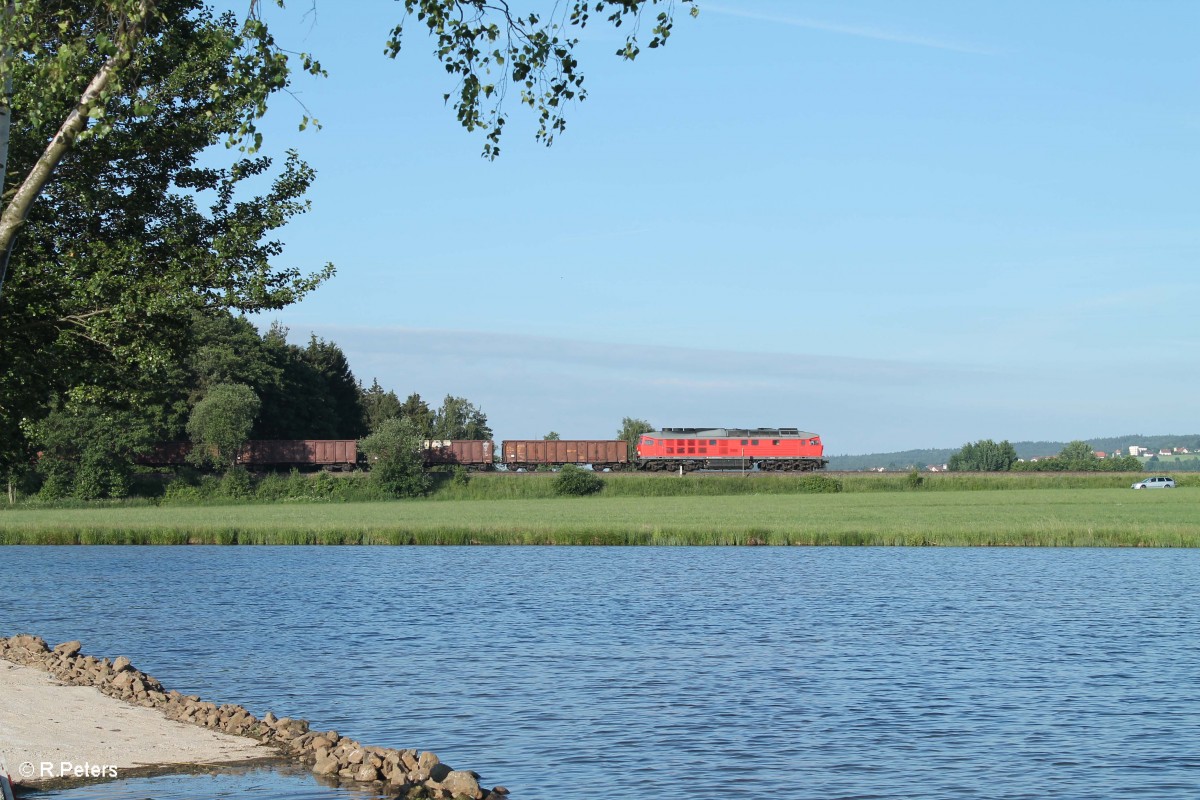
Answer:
[{"xmin": 0, "ymin": 635, "xmax": 506, "ymax": 799}]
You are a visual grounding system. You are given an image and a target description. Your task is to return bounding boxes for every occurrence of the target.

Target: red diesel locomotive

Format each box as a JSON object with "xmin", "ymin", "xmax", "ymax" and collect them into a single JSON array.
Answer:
[{"xmin": 636, "ymin": 428, "xmax": 826, "ymax": 472}]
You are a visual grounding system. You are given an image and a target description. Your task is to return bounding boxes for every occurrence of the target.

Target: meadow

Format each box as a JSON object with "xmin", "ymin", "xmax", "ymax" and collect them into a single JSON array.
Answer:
[
  {"xmin": 431, "ymin": 470, "xmax": 1195, "ymax": 499},
  {"xmin": 1, "ymin": 487, "xmax": 1197, "ymax": 547}
]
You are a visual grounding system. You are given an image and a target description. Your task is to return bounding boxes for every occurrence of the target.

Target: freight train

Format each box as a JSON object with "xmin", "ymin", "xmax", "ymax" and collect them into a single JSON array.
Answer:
[{"xmin": 147, "ymin": 427, "xmax": 827, "ymax": 472}]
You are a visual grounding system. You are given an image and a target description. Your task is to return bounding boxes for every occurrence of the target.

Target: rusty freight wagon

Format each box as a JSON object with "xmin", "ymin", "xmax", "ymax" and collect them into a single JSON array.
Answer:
[
  {"xmin": 141, "ymin": 440, "xmax": 358, "ymax": 469},
  {"xmin": 240, "ymin": 440, "xmax": 358, "ymax": 469},
  {"xmin": 422, "ymin": 439, "xmax": 494, "ymax": 470},
  {"xmin": 502, "ymin": 440, "xmax": 628, "ymax": 471}
]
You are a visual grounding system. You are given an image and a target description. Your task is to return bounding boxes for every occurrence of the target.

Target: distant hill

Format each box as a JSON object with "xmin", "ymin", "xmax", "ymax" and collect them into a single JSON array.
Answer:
[{"xmin": 827, "ymin": 434, "xmax": 1200, "ymax": 471}]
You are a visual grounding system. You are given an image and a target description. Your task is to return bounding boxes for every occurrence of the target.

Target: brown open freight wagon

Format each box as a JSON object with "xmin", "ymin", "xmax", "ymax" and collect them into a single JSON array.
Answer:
[
  {"xmin": 422, "ymin": 440, "xmax": 495, "ymax": 469},
  {"xmin": 502, "ymin": 440, "xmax": 628, "ymax": 471}
]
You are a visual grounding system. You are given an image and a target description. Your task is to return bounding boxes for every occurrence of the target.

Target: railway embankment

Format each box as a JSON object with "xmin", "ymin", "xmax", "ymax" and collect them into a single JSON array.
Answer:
[{"xmin": 0, "ymin": 635, "xmax": 505, "ymax": 798}]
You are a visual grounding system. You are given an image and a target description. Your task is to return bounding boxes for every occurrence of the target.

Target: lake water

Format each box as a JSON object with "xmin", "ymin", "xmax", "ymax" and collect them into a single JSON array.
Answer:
[{"xmin": 2, "ymin": 546, "xmax": 1199, "ymax": 799}]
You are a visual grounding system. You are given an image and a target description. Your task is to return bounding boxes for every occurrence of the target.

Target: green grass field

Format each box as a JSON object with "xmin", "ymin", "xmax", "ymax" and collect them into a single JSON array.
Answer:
[{"xmin": 1, "ymin": 488, "xmax": 1196, "ymax": 546}]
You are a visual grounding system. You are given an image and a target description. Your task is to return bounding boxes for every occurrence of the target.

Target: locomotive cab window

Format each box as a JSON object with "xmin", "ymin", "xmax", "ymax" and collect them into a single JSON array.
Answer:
[
  {"xmin": 709, "ymin": 440, "xmax": 717, "ymax": 445},
  {"xmin": 741, "ymin": 439, "xmax": 748, "ymax": 445},
  {"xmin": 773, "ymin": 440, "xmax": 780, "ymax": 445},
  {"xmin": 751, "ymin": 440, "xmax": 759, "ymax": 446}
]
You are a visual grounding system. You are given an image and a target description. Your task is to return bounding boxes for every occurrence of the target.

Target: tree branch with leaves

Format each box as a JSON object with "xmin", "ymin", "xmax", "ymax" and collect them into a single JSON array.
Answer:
[{"xmin": 388, "ymin": 0, "xmax": 697, "ymax": 158}]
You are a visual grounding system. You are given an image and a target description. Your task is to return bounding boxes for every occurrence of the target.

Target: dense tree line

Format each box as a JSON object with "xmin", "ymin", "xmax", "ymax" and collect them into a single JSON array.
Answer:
[
  {"xmin": 1145, "ymin": 456, "xmax": 1200, "ymax": 473},
  {"xmin": 948, "ymin": 439, "xmax": 1142, "ymax": 473},
  {"xmin": 25, "ymin": 310, "xmax": 358, "ymax": 498},
  {"xmin": 21, "ymin": 306, "xmax": 493, "ymax": 500},
  {"xmin": 828, "ymin": 434, "xmax": 1200, "ymax": 471}
]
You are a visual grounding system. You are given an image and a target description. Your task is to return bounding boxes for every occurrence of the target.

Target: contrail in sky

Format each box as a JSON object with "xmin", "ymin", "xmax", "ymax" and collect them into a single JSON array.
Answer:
[{"xmin": 703, "ymin": 4, "xmax": 998, "ymax": 55}]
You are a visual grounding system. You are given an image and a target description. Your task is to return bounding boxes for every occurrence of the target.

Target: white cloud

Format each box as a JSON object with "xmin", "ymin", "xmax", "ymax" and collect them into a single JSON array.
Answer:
[
  {"xmin": 317, "ymin": 325, "xmax": 978, "ymax": 386},
  {"xmin": 703, "ymin": 4, "xmax": 998, "ymax": 56}
]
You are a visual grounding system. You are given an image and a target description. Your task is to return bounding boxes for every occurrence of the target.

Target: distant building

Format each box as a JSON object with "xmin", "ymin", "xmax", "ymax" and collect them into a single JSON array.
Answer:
[{"xmin": 1094, "ymin": 451, "xmax": 1106, "ymax": 459}]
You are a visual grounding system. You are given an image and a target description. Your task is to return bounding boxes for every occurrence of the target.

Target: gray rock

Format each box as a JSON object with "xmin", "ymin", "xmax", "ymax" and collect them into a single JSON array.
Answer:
[
  {"xmin": 54, "ymin": 640, "xmax": 82, "ymax": 656},
  {"xmin": 354, "ymin": 764, "xmax": 380, "ymax": 783},
  {"xmin": 442, "ymin": 770, "xmax": 482, "ymax": 799},
  {"xmin": 312, "ymin": 755, "xmax": 340, "ymax": 776}
]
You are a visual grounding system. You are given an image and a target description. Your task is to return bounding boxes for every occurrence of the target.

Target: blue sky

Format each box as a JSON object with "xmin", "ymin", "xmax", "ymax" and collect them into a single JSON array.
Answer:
[{"xmin": 232, "ymin": 1, "xmax": 1198, "ymax": 454}]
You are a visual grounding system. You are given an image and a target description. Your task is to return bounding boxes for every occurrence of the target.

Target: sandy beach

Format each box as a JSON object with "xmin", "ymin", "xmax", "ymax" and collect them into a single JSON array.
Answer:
[{"xmin": 0, "ymin": 657, "xmax": 273, "ymax": 787}]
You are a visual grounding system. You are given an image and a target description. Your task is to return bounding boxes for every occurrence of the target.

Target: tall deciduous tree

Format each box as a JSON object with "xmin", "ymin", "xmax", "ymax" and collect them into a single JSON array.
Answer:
[
  {"xmin": 359, "ymin": 416, "xmax": 431, "ymax": 498},
  {"xmin": 1058, "ymin": 440, "xmax": 1098, "ymax": 471},
  {"xmin": 33, "ymin": 403, "xmax": 161, "ymax": 499},
  {"xmin": 0, "ymin": 0, "xmax": 319, "ymax": 286},
  {"xmin": 186, "ymin": 383, "xmax": 261, "ymax": 470},
  {"xmin": 947, "ymin": 439, "xmax": 1018, "ymax": 472},
  {"xmin": 432, "ymin": 395, "xmax": 492, "ymax": 440}
]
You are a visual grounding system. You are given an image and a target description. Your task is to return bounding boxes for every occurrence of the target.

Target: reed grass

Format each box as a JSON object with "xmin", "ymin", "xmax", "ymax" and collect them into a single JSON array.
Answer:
[
  {"xmin": 426, "ymin": 470, "xmax": 1171, "ymax": 501},
  {"xmin": 2, "ymin": 488, "xmax": 1197, "ymax": 546}
]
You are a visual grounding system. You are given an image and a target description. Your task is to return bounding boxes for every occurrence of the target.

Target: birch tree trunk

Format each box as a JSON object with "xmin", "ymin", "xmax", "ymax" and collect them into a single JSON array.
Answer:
[
  {"xmin": 0, "ymin": 1, "xmax": 14, "ymax": 293},
  {"xmin": 0, "ymin": 1, "xmax": 152, "ymax": 298}
]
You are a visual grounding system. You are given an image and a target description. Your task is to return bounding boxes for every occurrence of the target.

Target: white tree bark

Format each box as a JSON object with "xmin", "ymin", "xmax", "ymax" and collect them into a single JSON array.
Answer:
[
  {"xmin": 0, "ymin": 1, "xmax": 152, "ymax": 296},
  {"xmin": 0, "ymin": 1, "xmax": 14, "ymax": 291}
]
